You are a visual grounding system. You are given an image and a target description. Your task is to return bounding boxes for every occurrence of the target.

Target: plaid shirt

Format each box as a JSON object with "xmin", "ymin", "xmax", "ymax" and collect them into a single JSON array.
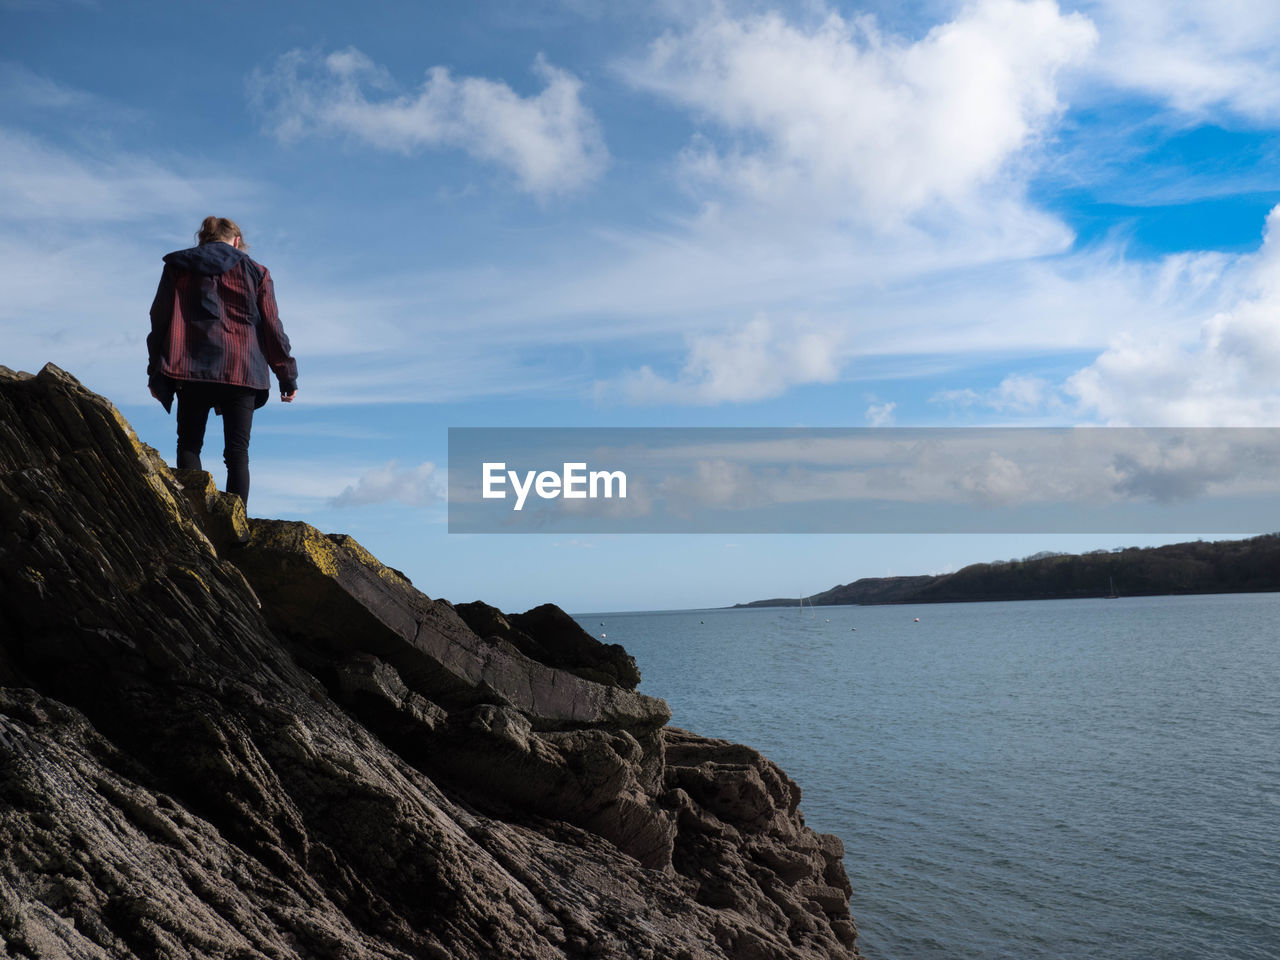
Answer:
[{"xmin": 148, "ymin": 243, "xmax": 298, "ymax": 409}]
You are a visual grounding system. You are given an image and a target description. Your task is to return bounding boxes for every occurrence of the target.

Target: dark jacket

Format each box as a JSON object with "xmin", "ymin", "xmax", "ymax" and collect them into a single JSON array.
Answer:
[{"xmin": 147, "ymin": 243, "xmax": 298, "ymax": 412}]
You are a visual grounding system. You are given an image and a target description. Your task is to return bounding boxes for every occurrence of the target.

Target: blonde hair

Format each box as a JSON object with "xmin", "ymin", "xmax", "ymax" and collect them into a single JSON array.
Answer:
[{"xmin": 196, "ymin": 216, "xmax": 247, "ymax": 250}]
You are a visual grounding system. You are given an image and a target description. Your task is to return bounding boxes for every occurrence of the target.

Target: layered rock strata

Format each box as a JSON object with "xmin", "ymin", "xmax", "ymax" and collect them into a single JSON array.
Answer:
[{"xmin": 0, "ymin": 363, "xmax": 861, "ymax": 960}]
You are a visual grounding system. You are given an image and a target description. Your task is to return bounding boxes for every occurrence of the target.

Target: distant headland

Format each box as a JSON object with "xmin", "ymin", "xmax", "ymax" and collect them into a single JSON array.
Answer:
[{"xmin": 735, "ymin": 535, "xmax": 1280, "ymax": 608}]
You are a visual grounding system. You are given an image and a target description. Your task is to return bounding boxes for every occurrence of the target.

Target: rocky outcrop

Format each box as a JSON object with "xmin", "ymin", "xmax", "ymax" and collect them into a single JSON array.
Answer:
[
  {"xmin": 0, "ymin": 363, "xmax": 861, "ymax": 960},
  {"xmin": 453, "ymin": 602, "xmax": 643, "ymax": 691}
]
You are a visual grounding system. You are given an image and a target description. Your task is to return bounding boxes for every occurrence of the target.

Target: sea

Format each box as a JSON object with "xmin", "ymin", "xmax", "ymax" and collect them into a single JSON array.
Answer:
[{"xmin": 574, "ymin": 593, "xmax": 1280, "ymax": 960}]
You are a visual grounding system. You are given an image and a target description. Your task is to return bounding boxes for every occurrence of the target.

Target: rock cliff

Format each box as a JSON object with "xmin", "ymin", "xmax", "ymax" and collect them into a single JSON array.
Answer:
[{"xmin": 0, "ymin": 364, "xmax": 860, "ymax": 960}]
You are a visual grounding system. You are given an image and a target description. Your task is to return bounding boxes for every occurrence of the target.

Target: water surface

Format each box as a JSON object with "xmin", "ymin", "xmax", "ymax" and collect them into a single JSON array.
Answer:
[{"xmin": 576, "ymin": 594, "xmax": 1280, "ymax": 960}]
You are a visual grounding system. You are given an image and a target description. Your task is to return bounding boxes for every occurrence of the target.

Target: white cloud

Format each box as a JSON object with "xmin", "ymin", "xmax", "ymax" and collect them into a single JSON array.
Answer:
[
  {"xmin": 251, "ymin": 48, "xmax": 607, "ymax": 197},
  {"xmin": 1080, "ymin": 0, "xmax": 1280, "ymax": 122},
  {"xmin": 0, "ymin": 61, "xmax": 99, "ymax": 110},
  {"xmin": 610, "ymin": 314, "xmax": 845, "ymax": 404},
  {"xmin": 10, "ymin": 3, "xmax": 1279, "ymax": 422},
  {"xmin": 242, "ymin": 458, "xmax": 373, "ymax": 517},
  {"xmin": 0, "ymin": 127, "xmax": 251, "ymax": 222},
  {"xmin": 329, "ymin": 460, "xmax": 443, "ymax": 507},
  {"xmin": 625, "ymin": 0, "xmax": 1097, "ymax": 222},
  {"xmin": 578, "ymin": 231, "xmax": 1240, "ymax": 409},
  {"xmin": 933, "ymin": 374, "xmax": 1054, "ymax": 413},
  {"xmin": 0, "ymin": 123, "xmax": 586, "ymax": 408},
  {"xmin": 584, "ymin": 0, "xmax": 1103, "ymax": 406},
  {"xmin": 1068, "ymin": 205, "xmax": 1280, "ymax": 426},
  {"xmin": 0, "ymin": 125, "xmax": 262, "ymax": 407},
  {"xmin": 865, "ymin": 401, "xmax": 896, "ymax": 426}
]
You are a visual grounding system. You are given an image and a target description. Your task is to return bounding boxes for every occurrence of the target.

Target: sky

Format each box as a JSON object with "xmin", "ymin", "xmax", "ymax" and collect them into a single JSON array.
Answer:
[{"xmin": 4, "ymin": 0, "xmax": 1280, "ymax": 612}]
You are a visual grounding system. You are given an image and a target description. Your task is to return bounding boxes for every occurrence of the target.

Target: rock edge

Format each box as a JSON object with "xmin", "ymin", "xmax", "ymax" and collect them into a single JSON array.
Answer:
[{"xmin": 0, "ymin": 363, "xmax": 861, "ymax": 960}]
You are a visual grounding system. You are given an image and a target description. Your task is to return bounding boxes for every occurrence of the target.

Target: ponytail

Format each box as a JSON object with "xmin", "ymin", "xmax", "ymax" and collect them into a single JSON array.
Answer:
[{"xmin": 196, "ymin": 216, "xmax": 248, "ymax": 250}]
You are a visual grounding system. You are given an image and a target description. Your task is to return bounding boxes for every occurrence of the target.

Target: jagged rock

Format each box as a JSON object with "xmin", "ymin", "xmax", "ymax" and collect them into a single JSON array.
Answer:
[
  {"xmin": 231, "ymin": 520, "xmax": 669, "ymax": 734},
  {"xmin": 663, "ymin": 728, "xmax": 856, "ymax": 952},
  {"xmin": 435, "ymin": 704, "xmax": 677, "ymax": 869},
  {"xmin": 172, "ymin": 468, "xmax": 250, "ymax": 553},
  {"xmin": 332, "ymin": 653, "xmax": 449, "ymax": 738},
  {"xmin": 0, "ymin": 363, "xmax": 861, "ymax": 959},
  {"xmin": 454, "ymin": 601, "xmax": 643, "ymax": 690},
  {"xmin": 227, "ymin": 520, "xmax": 676, "ymax": 868}
]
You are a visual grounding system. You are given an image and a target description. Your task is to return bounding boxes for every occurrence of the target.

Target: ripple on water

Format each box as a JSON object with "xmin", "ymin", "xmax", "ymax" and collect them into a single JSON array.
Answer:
[{"xmin": 580, "ymin": 593, "xmax": 1280, "ymax": 960}]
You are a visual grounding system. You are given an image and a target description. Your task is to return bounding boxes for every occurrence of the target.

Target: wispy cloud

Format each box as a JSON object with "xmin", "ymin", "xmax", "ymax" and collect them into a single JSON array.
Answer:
[
  {"xmin": 609, "ymin": 314, "xmax": 844, "ymax": 404},
  {"xmin": 0, "ymin": 127, "xmax": 252, "ymax": 222},
  {"xmin": 1068, "ymin": 206, "xmax": 1280, "ymax": 426},
  {"xmin": 1080, "ymin": 0, "xmax": 1280, "ymax": 122},
  {"xmin": 0, "ymin": 114, "xmax": 262, "ymax": 406},
  {"xmin": 0, "ymin": 61, "xmax": 102, "ymax": 110},
  {"xmin": 250, "ymin": 48, "xmax": 608, "ymax": 197},
  {"xmin": 933, "ymin": 375, "xmax": 1057, "ymax": 415},
  {"xmin": 9, "ymin": 3, "xmax": 1280, "ymax": 428},
  {"xmin": 330, "ymin": 460, "xmax": 443, "ymax": 507}
]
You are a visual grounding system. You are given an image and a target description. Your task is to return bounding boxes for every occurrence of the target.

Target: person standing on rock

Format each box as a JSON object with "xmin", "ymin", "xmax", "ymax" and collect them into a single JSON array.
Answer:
[{"xmin": 147, "ymin": 216, "xmax": 298, "ymax": 508}]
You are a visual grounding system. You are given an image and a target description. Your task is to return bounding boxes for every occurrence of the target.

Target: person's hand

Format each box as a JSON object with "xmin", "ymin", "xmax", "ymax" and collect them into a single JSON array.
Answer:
[
  {"xmin": 282, "ymin": 389, "xmax": 297, "ymax": 403},
  {"xmin": 149, "ymin": 384, "xmax": 159, "ymax": 400}
]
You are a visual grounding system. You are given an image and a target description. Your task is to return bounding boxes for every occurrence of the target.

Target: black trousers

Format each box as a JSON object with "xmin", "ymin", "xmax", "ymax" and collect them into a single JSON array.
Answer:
[{"xmin": 175, "ymin": 382, "xmax": 258, "ymax": 505}]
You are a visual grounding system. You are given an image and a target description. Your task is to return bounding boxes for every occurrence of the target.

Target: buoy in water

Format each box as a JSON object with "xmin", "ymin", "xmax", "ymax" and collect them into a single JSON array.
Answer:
[
  {"xmin": 913, "ymin": 617, "xmax": 920, "ymax": 622},
  {"xmin": 600, "ymin": 633, "xmax": 606, "ymax": 638}
]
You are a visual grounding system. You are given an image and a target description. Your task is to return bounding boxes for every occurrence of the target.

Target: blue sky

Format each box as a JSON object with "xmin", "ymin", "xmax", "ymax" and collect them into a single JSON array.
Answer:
[{"xmin": 4, "ymin": 0, "xmax": 1280, "ymax": 612}]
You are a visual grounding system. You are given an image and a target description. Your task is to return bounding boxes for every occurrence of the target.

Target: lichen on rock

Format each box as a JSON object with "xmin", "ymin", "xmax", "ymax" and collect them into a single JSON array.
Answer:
[{"xmin": 0, "ymin": 363, "xmax": 862, "ymax": 959}]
